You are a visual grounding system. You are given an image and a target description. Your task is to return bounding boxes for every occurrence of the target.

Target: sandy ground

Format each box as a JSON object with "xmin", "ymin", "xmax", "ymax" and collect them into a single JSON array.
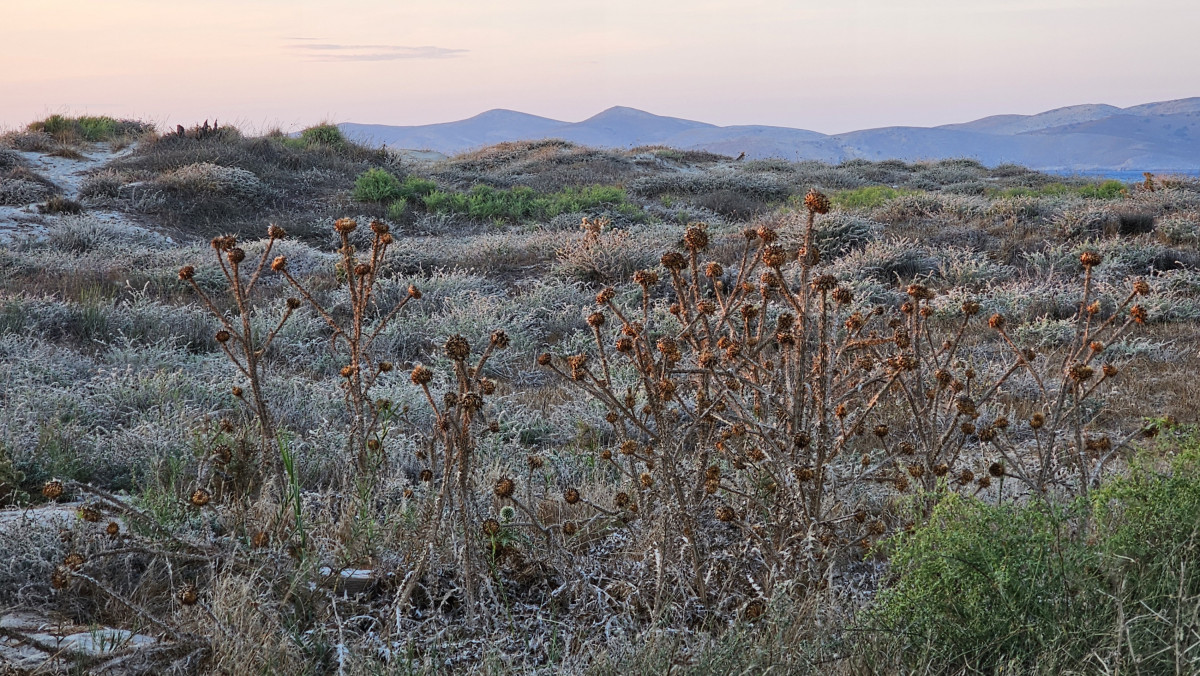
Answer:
[{"xmin": 0, "ymin": 143, "xmax": 155, "ymax": 245}]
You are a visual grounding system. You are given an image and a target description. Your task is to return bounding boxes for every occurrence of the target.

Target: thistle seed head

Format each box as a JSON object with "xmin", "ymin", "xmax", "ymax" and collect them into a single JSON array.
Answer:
[{"xmin": 804, "ymin": 189, "xmax": 831, "ymax": 214}]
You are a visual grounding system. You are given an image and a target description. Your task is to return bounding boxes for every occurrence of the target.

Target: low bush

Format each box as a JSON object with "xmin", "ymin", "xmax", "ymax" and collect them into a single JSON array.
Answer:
[
  {"xmin": 869, "ymin": 430, "xmax": 1200, "ymax": 673},
  {"xmin": 351, "ymin": 167, "xmax": 402, "ymax": 202},
  {"xmin": 298, "ymin": 123, "xmax": 346, "ymax": 148},
  {"xmin": 831, "ymin": 185, "xmax": 918, "ymax": 210},
  {"xmin": 26, "ymin": 115, "xmax": 151, "ymax": 143},
  {"xmin": 423, "ymin": 183, "xmax": 637, "ymax": 223}
]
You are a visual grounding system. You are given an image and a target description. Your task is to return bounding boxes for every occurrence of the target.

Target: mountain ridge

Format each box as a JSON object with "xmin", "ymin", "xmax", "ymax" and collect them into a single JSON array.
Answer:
[{"xmin": 339, "ymin": 98, "xmax": 1200, "ymax": 170}]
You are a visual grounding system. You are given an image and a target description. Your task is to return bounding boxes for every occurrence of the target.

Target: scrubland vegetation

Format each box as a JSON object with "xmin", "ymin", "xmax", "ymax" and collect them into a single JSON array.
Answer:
[{"xmin": 2, "ymin": 117, "xmax": 1200, "ymax": 674}]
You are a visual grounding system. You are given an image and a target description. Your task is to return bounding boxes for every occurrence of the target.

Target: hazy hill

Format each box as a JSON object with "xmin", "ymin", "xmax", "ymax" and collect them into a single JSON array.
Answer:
[{"xmin": 342, "ymin": 97, "xmax": 1200, "ymax": 170}]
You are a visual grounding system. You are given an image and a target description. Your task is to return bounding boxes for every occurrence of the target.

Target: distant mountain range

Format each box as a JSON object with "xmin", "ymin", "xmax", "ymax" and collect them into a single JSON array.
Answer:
[{"xmin": 340, "ymin": 98, "xmax": 1200, "ymax": 170}]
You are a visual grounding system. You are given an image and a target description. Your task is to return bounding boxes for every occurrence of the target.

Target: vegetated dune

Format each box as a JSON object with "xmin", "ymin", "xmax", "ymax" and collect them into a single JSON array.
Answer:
[{"xmin": 2, "ymin": 117, "xmax": 1200, "ymax": 674}]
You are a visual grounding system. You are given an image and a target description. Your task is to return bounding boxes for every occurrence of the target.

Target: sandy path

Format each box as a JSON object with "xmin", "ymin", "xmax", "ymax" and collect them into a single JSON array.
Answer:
[{"xmin": 0, "ymin": 143, "xmax": 145, "ymax": 244}]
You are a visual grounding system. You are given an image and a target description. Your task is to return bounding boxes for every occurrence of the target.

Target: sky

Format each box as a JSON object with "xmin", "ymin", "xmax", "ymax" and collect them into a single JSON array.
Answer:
[{"xmin": 2, "ymin": 0, "xmax": 1198, "ymax": 134}]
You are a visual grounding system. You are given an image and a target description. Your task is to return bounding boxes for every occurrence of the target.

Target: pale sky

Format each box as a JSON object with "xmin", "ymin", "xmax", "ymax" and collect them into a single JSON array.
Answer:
[{"xmin": 2, "ymin": 0, "xmax": 1197, "ymax": 134}]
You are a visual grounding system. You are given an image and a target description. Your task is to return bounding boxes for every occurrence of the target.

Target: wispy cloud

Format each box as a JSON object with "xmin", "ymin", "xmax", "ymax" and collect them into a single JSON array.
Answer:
[{"xmin": 287, "ymin": 42, "xmax": 467, "ymax": 61}]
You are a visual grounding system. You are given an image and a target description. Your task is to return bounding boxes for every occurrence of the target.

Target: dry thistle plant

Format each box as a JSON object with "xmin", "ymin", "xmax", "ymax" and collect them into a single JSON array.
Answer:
[
  {"xmin": 535, "ymin": 191, "xmax": 1155, "ymax": 606},
  {"xmin": 179, "ymin": 224, "xmax": 294, "ymax": 491},
  {"xmin": 272, "ymin": 217, "xmax": 418, "ymax": 473},
  {"xmin": 400, "ymin": 329, "xmax": 510, "ymax": 614}
]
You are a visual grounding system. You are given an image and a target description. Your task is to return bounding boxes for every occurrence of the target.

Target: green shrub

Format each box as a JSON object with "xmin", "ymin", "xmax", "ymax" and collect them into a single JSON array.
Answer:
[
  {"xmin": 397, "ymin": 175, "xmax": 437, "ymax": 202},
  {"xmin": 386, "ymin": 199, "xmax": 407, "ymax": 221},
  {"xmin": 830, "ymin": 185, "xmax": 918, "ymax": 210},
  {"xmin": 352, "ymin": 168, "xmax": 402, "ymax": 202},
  {"xmin": 27, "ymin": 115, "xmax": 147, "ymax": 142},
  {"xmin": 299, "ymin": 123, "xmax": 346, "ymax": 148},
  {"xmin": 869, "ymin": 431, "xmax": 1200, "ymax": 673},
  {"xmin": 422, "ymin": 184, "xmax": 636, "ymax": 223},
  {"xmin": 1079, "ymin": 179, "xmax": 1129, "ymax": 199}
]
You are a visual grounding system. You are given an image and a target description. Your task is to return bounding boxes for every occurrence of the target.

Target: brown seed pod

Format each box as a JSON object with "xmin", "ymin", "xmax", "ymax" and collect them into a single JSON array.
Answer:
[
  {"xmin": 661, "ymin": 251, "xmax": 687, "ymax": 271},
  {"xmin": 812, "ymin": 274, "xmax": 838, "ymax": 292},
  {"xmin": 42, "ymin": 479, "xmax": 64, "ymax": 500},
  {"xmin": 1030, "ymin": 412, "xmax": 1045, "ymax": 429},
  {"xmin": 270, "ymin": 255, "xmax": 288, "ymax": 272},
  {"xmin": 988, "ymin": 313, "xmax": 1005, "ymax": 330},
  {"xmin": 252, "ymin": 531, "xmax": 270, "ymax": 548},
  {"xmin": 614, "ymin": 492, "xmax": 631, "ymax": 508},
  {"xmin": 177, "ymin": 265, "xmax": 195, "ymax": 281},
  {"xmin": 586, "ymin": 312, "xmax": 606, "ymax": 328},
  {"xmin": 962, "ymin": 300, "xmax": 981, "ymax": 316},
  {"xmin": 562, "ymin": 521, "xmax": 578, "ymax": 536},
  {"xmin": 106, "ymin": 521, "xmax": 120, "ymax": 537},
  {"xmin": 563, "ymin": 488, "xmax": 580, "ymax": 504},
  {"xmin": 410, "ymin": 365, "xmax": 433, "ymax": 386},
  {"xmin": 715, "ymin": 505, "xmax": 736, "ymax": 522},
  {"xmin": 1133, "ymin": 278, "xmax": 1150, "ymax": 295},
  {"xmin": 227, "ymin": 247, "xmax": 246, "ymax": 265},
  {"xmin": 482, "ymin": 518, "xmax": 501, "ymax": 537},
  {"xmin": 370, "ymin": 219, "xmax": 389, "ymax": 235},
  {"xmin": 1068, "ymin": 363, "xmax": 1094, "ymax": 383},
  {"xmin": 1130, "ymin": 305, "xmax": 1148, "ymax": 324},
  {"xmin": 704, "ymin": 262, "xmax": 724, "ymax": 278},
  {"xmin": 633, "ymin": 269, "xmax": 659, "ymax": 286},
  {"xmin": 959, "ymin": 469, "xmax": 975, "ymax": 484},
  {"xmin": 339, "ymin": 365, "xmax": 355, "ymax": 379},
  {"xmin": 494, "ymin": 477, "xmax": 515, "ymax": 499},
  {"xmin": 444, "ymin": 334, "xmax": 471, "ymax": 361},
  {"xmin": 354, "ymin": 263, "xmax": 372, "ymax": 277},
  {"xmin": 50, "ymin": 566, "xmax": 71, "ymax": 589},
  {"xmin": 761, "ymin": 245, "xmax": 787, "ymax": 268},
  {"xmin": 419, "ymin": 469, "xmax": 433, "ymax": 482},
  {"xmin": 215, "ymin": 330, "xmax": 231, "ymax": 343},
  {"xmin": 988, "ymin": 462, "xmax": 1005, "ymax": 478},
  {"xmin": 977, "ymin": 474, "xmax": 992, "ymax": 489},
  {"xmin": 804, "ymin": 189, "xmax": 831, "ymax": 214},
  {"xmin": 1079, "ymin": 250, "xmax": 1103, "ymax": 269},
  {"xmin": 1102, "ymin": 363, "xmax": 1118, "ymax": 378},
  {"xmin": 267, "ymin": 224, "xmax": 287, "ymax": 240},
  {"xmin": 334, "ymin": 217, "xmax": 357, "ymax": 234},
  {"xmin": 64, "ymin": 552, "xmax": 85, "ymax": 570},
  {"xmin": 77, "ymin": 505, "xmax": 101, "ymax": 522},
  {"xmin": 683, "ymin": 225, "xmax": 709, "ymax": 251},
  {"xmin": 190, "ymin": 488, "xmax": 211, "ymax": 507},
  {"xmin": 177, "ymin": 584, "xmax": 199, "ymax": 606},
  {"xmin": 639, "ymin": 472, "xmax": 654, "ymax": 488},
  {"xmin": 231, "ymin": 385, "xmax": 243, "ymax": 397},
  {"xmin": 489, "ymin": 329, "xmax": 510, "ymax": 349}
]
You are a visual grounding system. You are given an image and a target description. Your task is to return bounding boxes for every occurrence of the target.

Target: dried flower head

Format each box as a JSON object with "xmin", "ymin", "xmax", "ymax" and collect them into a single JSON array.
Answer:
[
  {"xmin": 661, "ymin": 251, "xmax": 687, "ymax": 271},
  {"xmin": 683, "ymin": 225, "xmax": 709, "ymax": 251},
  {"xmin": 761, "ymin": 245, "xmax": 787, "ymax": 268},
  {"xmin": 215, "ymin": 330, "xmax": 231, "ymax": 343},
  {"xmin": 988, "ymin": 462, "xmax": 1005, "ymax": 477},
  {"xmin": 77, "ymin": 505, "xmax": 101, "ymax": 522},
  {"xmin": 715, "ymin": 505, "xmax": 736, "ymax": 522},
  {"xmin": 988, "ymin": 313, "xmax": 1005, "ymax": 330},
  {"xmin": 704, "ymin": 262, "xmax": 724, "ymax": 278},
  {"xmin": 42, "ymin": 479, "xmax": 64, "ymax": 500},
  {"xmin": 563, "ymin": 488, "xmax": 580, "ymax": 504},
  {"xmin": 494, "ymin": 477, "xmax": 515, "ymax": 499},
  {"xmin": 177, "ymin": 584, "xmax": 200, "ymax": 606},
  {"xmin": 1030, "ymin": 412, "xmax": 1046, "ymax": 429},
  {"xmin": 334, "ymin": 217, "xmax": 357, "ymax": 234},
  {"xmin": 444, "ymin": 334, "xmax": 471, "ymax": 361},
  {"xmin": 178, "ymin": 265, "xmax": 195, "ymax": 281},
  {"xmin": 633, "ymin": 269, "xmax": 659, "ymax": 286},
  {"xmin": 1079, "ymin": 250, "xmax": 1103, "ymax": 269},
  {"xmin": 267, "ymin": 224, "xmax": 287, "ymax": 240},
  {"xmin": 106, "ymin": 521, "xmax": 120, "ymax": 537},
  {"xmin": 190, "ymin": 488, "xmax": 211, "ymax": 507},
  {"xmin": 562, "ymin": 521, "xmax": 578, "ymax": 536},
  {"xmin": 804, "ymin": 189, "xmax": 831, "ymax": 214},
  {"xmin": 1133, "ymin": 278, "xmax": 1150, "ymax": 295},
  {"xmin": 482, "ymin": 518, "xmax": 501, "ymax": 537},
  {"xmin": 1130, "ymin": 304, "xmax": 1148, "ymax": 324}
]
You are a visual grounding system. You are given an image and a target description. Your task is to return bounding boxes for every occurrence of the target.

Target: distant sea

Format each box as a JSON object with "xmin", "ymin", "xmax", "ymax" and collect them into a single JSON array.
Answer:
[{"xmin": 1048, "ymin": 169, "xmax": 1200, "ymax": 182}]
